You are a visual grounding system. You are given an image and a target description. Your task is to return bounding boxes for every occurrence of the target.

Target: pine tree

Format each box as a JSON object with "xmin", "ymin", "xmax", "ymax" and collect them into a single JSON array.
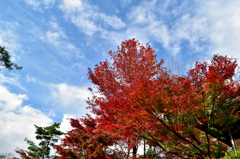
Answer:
[{"xmin": 16, "ymin": 122, "xmax": 64, "ymax": 159}]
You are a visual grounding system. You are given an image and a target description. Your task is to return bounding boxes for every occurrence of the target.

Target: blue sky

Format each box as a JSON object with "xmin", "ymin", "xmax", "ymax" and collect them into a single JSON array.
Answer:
[{"xmin": 1, "ymin": 0, "xmax": 240, "ymax": 156}]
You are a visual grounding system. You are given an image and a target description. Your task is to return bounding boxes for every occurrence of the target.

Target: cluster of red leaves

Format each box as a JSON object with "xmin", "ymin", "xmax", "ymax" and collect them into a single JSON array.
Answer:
[
  {"xmin": 56, "ymin": 39, "xmax": 240, "ymax": 159},
  {"xmin": 55, "ymin": 115, "xmax": 124, "ymax": 159}
]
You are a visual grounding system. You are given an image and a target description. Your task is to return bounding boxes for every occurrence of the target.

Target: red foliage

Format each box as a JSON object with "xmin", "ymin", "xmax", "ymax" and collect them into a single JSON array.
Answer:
[
  {"xmin": 55, "ymin": 115, "xmax": 123, "ymax": 159},
  {"xmin": 57, "ymin": 39, "xmax": 240, "ymax": 158}
]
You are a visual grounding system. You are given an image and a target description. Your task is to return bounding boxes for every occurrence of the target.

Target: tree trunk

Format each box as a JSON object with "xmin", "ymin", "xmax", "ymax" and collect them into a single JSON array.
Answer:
[
  {"xmin": 133, "ymin": 146, "xmax": 138, "ymax": 158},
  {"xmin": 143, "ymin": 139, "xmax": 146, "ymax": 158},
  {"xmin": 42, "ymin": 138, "xmax": 51, "ymax": 159}
]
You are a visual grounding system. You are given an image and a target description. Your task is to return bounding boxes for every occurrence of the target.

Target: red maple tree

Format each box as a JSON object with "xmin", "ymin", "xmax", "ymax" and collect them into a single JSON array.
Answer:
[{"xmin": 56, "ymin": 39, "xmax": 240, "ymax": 159}]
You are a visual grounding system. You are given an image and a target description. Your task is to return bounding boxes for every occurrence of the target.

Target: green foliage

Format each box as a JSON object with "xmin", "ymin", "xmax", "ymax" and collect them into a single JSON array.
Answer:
[
  {"xmin": 18, "ymin": 122, "xmax": 64, "ymax": 159},
  {"xmin": 0, "ymin": 45, "xmax": 22, "ymax": 71},
  {"xmin": 145, "ymin": 147, "xmax": 164, "ymax": 159},
  {"xmin": 146, "ymin": 147, "xmax": 154, "ymax": 157},
  {"xmin": 24, "ymin": 138, "xmax": 45, "ymax": 158},
  {"xmin": 221, "ymin": 147, "xmax": 240, "ymax": 159}
]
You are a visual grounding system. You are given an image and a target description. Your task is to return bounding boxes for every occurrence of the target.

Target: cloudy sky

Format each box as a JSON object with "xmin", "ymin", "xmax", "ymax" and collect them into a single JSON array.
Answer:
[{"xmin": 1, "ymin": 0, "xmax": 240, "ymax": 156}]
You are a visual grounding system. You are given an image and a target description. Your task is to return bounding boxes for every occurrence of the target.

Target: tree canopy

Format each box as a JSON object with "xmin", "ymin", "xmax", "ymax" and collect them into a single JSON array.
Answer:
[{"xmin": 56, "ymin": 39, "xmax": 240, "ymax": 158}]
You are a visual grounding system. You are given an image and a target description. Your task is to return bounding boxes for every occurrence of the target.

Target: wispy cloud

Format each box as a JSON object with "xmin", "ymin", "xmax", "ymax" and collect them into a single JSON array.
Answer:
[
  {"xmin": 22, "ymin": 0, "xmax": 40, "ymax": 7},
  {"xmin": 192, "ymin": 0, "xmax": 240, "ymax": 59},
  {"xmin": 22, "ymin": 0, "xmax": 56, "ymax": 9},
  {"xmin": 59, "ymin": 0, "xmax": 126, "ymax": 36},
  {"xmin": 26, "ymin": 75, "xmax": 36, "ymax": 82},
  {"xmin": 43, "ymin": 0, "xmax": 56, "ymax": 7},
  {"xmin": 40, "ymin": 21, "xmax": 84, "ymax": 59},
  {"xmin": 155, "ymin": 0, "xmax": 240, "ymax": 60},
  {"xmin": 120, "ymin": 0, "xmax": 240, "ymax": 59},
  {"xmin": 59, "ymin": 0, "xmax": 84, "ymax": 15},
  {"xmin": 123, "ymin": 0, "xmax": 178, "ymax": 54},
  {"xmin": 59, "ymin": 0, "xmax": 98, "ymax": 35},
  {"xmin": 22, "ymin": 0, "xmax": 240, "ymax": 60},
  {"xmin": 0, "ymin": 21, "xmax": 22, "ymax": 62},
  {"xmin": 98, "ymin": 13, "xmax": 126, "ymax": 29},
  {"xmin": 0, "ymin": 74, "xmax": 26, "ymax": 91},
  {"xmin": 120, "ymin": 0, "xmax": 132, "ymax": 8}
]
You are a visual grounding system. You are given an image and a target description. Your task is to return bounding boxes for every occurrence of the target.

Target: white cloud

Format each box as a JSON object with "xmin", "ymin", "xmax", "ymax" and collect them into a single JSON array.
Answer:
[
  {"xmin": 48, "ymin": 83, "xmax": 94, "ymax": 122},
  {"xmin": 0, "ymin": 85, "xmax": 53, "ymax": 156},
  {"xmin": 0, "ymin": 85, "xmax": 27, "ymax": 111},
  {"xmin": 49, "ymin": 83, "xmax": 92, "ymax": 108},
  {"xmin": 60, "ymin": 114, "xmax": 77, "ymax": 133}
]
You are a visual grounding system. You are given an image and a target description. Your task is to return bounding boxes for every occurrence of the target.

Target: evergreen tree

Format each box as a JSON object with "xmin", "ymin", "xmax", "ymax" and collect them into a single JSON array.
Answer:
[{"xmin": 16, "ymin": 122, "xmax": 64, "ymax": 159}]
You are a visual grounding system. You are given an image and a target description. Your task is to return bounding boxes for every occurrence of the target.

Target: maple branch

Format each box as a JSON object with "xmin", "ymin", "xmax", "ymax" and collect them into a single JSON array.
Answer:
[
  {"xmin": 131, "ymin": 90, "xmax": 205, "ymax": 158},
  {"xmin": 143, "ymin": 95, "xmax": 206, "ymax": 157},
  {"xmin": 127, "ymin": 109, "xmax": 167, "ymax": 151},
  {"xmin": 134, "ymin": 122, "xmax": 189, "ymax": 159},
  {"xmin": 181, "ymin": 114, "xmax": 201, "ymax": 145},
  {"xmin": 205, "ymin": 130, "xmax": 211, "ymax": 159},
  {"xmin": 147, "ymin": 109, "xmax": 208, "ymax": 157},
  {"xmin": 124, "ymin": 105, "xmax": 191, "ymax": 158}
]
